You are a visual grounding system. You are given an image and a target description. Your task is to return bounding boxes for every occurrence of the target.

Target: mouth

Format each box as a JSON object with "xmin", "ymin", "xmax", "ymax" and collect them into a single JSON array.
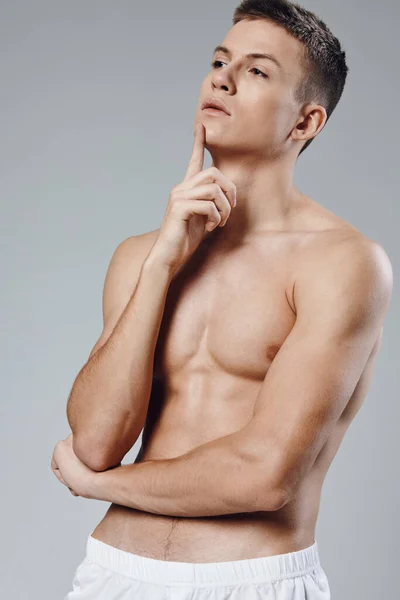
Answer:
[
  {"xmin": 202, "ymin": 106, "xmax": 230, "ymax": 116},
  {"xmin": 201, "ymin": 98, "xmax": 231, "ymax": 116}
]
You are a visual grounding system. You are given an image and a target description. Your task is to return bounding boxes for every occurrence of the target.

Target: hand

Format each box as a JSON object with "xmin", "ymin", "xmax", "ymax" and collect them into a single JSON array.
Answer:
[
  {"xmin": 148, "ymin": 122, "xmax": 237, "ymax": 276},
  {"xmin": 51, "ymin": 433, "xmax": 98, "ymax": 499}
]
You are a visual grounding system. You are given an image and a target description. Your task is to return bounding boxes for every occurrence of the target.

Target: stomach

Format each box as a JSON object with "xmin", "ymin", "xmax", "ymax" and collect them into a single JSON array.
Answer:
[
  {"xmin": 89, "ymin": 447, "xmax": 323, "ymax": 562},
  {"xmin": 89, "ymin": 380, "xmax": 350, "ymax": 562}
]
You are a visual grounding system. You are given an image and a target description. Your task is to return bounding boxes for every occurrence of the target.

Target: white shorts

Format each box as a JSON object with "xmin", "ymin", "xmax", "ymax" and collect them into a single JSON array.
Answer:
[{"xmin": 64, "ymin": 531, "xmax": 331, "ymax": 599}]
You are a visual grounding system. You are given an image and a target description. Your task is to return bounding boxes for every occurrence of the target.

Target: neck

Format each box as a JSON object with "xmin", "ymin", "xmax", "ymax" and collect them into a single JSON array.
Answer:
[{"xmin": 209, "ymin": 152, "xmax": 304, "ymax": 241}]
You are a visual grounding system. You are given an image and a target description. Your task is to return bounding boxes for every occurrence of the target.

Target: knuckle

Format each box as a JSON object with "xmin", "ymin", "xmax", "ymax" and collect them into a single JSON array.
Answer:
[
  {"xmin": 210, "ymin": 166, "xmax": 220, "ymax": 178},
  {"xmin": 213, "ymin": 205, "xmax": 222, "ymax": 221},
  {"xmin": 170, "ymin": 186, "xmax": 179, "ymax": 198},
  {"xmin": 170, "ymin": 188, "xmax": 183, "ymax": 203},
  {"xmin": 219, "ymin": 186, "xmax": 230, "ymax": 207}
]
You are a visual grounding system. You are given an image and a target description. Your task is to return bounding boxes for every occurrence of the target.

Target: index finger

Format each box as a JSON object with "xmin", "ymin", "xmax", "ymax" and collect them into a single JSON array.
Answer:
[{"xmin": 183, "ymin": 122, "xmax": 205, "ymax": 182}]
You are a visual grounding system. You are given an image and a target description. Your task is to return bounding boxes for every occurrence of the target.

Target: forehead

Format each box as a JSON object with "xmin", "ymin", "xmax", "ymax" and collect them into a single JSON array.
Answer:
[{"xmin": 219, "ymin": 19, "xmax": 304, "ymax": 80}]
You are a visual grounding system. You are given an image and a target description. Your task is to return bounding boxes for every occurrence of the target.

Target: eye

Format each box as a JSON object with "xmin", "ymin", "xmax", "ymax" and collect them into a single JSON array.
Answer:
[
  {"xmin": 211, "ymin": 60, "xmax": 268, "ymax": 79},
  {"xmin": 250, "ymin": 67, "xmax": 268, "ymax": 79},
  {"xmin": 211, "ymin": 60, "xmax": 225, "ymax": 69}
]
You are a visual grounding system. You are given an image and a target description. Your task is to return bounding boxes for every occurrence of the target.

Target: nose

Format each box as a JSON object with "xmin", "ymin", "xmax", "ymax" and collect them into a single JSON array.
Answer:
[{"xmin": 211, "ymin": 65, "xmax": 235, "ymax": 93}]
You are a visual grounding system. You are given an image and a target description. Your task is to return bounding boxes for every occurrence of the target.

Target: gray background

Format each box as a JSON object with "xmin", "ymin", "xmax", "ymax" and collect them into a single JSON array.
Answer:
[{"xmin": 1, "ymin": 1, "xmax": 398, "ymax": 598}]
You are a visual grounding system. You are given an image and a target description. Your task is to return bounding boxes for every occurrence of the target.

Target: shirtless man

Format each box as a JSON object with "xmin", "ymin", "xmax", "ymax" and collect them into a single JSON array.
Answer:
[{"xmin": 53, "ymin": 3, "xmax": 393, "ymax": 599}]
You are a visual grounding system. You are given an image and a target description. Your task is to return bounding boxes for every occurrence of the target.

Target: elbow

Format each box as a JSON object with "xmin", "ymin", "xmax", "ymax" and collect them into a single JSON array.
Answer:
[
  {"xmin": 234, "ymin": 434, "xmax": 288, "ymax": 512},
  {"xmin": 268, "ymin": 486, "xmax": 289, "ymax": 511},
  {"xmin": 71, "ymin": 420, "xmax": 143, "ymax": 472},
  {"xmin": 252, "ymin": 481, "xmax": 288, "ymax": 512},
  {"xmin": 250, "ymin": 463, "xmax": 289, "ymax": 512},
  {"xmin": 72, "ymin": 435, "xmax": 121, "ymax": 472}
]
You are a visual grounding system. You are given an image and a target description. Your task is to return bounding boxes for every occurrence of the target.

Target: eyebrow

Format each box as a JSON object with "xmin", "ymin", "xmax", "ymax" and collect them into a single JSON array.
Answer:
[{"xmin": 212, "ymin": 45, "xmax": 283, "ymax": 71}]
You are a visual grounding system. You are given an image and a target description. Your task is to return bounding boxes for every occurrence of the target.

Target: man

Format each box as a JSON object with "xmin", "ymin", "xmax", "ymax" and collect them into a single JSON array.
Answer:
[{"xmin": 53, "ymin": 1, "xmax": 393, "ymax": 599}]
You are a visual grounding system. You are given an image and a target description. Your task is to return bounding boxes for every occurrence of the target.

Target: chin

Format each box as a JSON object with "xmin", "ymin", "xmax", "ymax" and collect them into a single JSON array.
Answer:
[{"xmin": 203, "ymin": 126, "xmax": 231, "ymax": 145}]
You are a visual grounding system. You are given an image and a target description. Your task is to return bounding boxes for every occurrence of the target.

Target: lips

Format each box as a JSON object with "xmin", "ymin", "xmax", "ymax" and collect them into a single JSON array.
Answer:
[{"xmin": 201, "ymin": 97, "xmax": 231, "ymax": 115}]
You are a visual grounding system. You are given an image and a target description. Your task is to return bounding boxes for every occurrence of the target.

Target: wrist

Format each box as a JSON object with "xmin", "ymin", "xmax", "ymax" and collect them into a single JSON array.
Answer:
[
  {"xmin": 84, "ymin": 469, "xmax": 112, "ymax": 502},
  {"xmin": 143, "ymin": 249, "xmax": 177, "ymax": 280}
]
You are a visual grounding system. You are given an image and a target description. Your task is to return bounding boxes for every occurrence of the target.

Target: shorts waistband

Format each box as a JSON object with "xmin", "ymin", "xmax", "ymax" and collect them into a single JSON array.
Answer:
[{"xmin": 85, "ymin": 532, "xmax": 323, "ymax": 586}]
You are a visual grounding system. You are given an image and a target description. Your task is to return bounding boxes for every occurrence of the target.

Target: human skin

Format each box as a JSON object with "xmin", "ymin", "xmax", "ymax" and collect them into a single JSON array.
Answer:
[{"xmin": 51, "ymin": 18, "xmax": 392, "ymax": 561}]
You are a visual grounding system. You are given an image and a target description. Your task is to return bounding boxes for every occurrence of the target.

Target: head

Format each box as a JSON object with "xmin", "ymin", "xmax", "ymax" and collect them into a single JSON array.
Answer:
[{"xmin": 196, "ymin": 0, "xmax": 349, "ymax": 162}]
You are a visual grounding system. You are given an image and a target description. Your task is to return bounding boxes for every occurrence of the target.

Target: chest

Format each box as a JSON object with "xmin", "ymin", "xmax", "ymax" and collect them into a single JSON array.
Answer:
[{"xmin": 154, "ymin": 239, "xmax": 296, "ymax": 381}]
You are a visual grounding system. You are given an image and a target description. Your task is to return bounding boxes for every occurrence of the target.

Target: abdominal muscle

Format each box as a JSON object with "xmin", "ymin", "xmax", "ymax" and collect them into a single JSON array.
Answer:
[
  {"xmin": 89, "ymin": 383, "xmax": 346, "ymax": 562},
  {"xmin": 90, "ymin": 453, "xmax": 326, "ymax": 562},
  {"xmin": 89, "ymin": 356, "xmax": 370, "ymax": 562},
  {"xmin": 89, "ymin": 315, "xmax": 367, "ymax": 563}
]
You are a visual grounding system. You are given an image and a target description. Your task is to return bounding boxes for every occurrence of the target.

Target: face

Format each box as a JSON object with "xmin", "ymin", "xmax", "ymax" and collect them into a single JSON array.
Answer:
[{"xmin": 195, "ymin": 18, "xmax": 309, "ymax": 160}]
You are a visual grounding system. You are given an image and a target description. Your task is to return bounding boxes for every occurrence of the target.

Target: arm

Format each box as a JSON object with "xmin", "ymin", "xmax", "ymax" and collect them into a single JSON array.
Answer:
[
  {"xmin": 87, "ymin": 237, "xmax": 393, "ymax": 515},
  {"xmin": 88, "ymin": 425, "xmax": 278, "ymax": 516},
  {"xmin": 67, "ymin": 232, "xmax": 174, "ymax": 471},
  {"xmin": 243, "ymin": 237, "xmax": 393, "ymax": 506}
]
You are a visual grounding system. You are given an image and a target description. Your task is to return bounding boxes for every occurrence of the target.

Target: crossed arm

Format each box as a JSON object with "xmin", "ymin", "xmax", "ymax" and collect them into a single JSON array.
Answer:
[{"xmin": 83, "ymin": 238, "xmax": 393, "ymax": 516}]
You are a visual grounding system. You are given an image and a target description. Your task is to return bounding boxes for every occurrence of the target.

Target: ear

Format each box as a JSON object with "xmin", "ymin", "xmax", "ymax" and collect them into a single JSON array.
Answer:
[{"xmin": 292, "ymin": 103, "xmax": 327, "ymax": 145}]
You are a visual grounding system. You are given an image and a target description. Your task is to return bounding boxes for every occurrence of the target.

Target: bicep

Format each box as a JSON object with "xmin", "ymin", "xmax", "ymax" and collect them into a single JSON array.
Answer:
[
  {"xmin": 249, "ymin": 322, "xmax": 374, "ymax": 497},
  {"xmin": 247, "ymin": 238, "xmax": 393, "ymax": 501}
]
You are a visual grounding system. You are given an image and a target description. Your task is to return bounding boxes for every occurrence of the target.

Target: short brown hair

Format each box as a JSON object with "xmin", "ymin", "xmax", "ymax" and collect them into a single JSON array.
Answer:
[{"xmin": 232, "ymin": 0, "xmax": 349, "ymax": 155}]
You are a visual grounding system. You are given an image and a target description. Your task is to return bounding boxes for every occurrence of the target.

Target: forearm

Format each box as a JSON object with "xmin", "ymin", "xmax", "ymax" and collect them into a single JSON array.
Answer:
[
  {"xmin": 90, "ymin": 427, "xmax": 277, "ymax": 516},
  {"xmin": 67, "ymin": 254, "xmax": 173, "ymax": 470}
]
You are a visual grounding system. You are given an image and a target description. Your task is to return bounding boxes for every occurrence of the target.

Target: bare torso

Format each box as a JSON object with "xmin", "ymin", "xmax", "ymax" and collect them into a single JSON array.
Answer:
[{"xmin": 91, "ymin": 195, "xmax": 381, "ymax": 562}]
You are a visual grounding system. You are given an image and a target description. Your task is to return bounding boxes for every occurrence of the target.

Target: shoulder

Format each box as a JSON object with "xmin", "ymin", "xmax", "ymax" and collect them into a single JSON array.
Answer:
[
  {"xmin": 101, "ymin": 228, "xmax": 160, "ymax": 315},
  {"xmin": 298, "ymin": 228, "xmax": 392, "ymax": 286},
  {"xmin": 111, "ymin": 229, "xmax": 159, "ymax": 265},
  {"xmin": 112, "ymin": 228, "xmax": 160, "ymax": 262},
  {"xmin": 294, "ymin": 231, "xmax": 393, "ymax": 330}
]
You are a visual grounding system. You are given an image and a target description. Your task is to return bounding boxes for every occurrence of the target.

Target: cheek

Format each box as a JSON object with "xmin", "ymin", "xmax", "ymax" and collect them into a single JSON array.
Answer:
[
  {"xmin": 239, "ymin": 88, "xmax": 283, "ymax": 125},
  {"xmin": 262, "ymin": 93, "xmax": 297, "ymax": 134}
]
